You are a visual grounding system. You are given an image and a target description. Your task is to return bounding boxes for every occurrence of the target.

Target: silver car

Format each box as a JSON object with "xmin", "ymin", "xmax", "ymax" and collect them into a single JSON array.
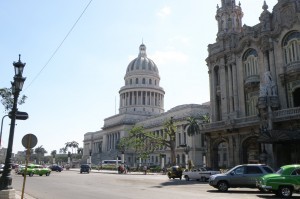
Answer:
[{"xmin": 208, "ymin": 164, "xmax": 274, "ymax": 192}]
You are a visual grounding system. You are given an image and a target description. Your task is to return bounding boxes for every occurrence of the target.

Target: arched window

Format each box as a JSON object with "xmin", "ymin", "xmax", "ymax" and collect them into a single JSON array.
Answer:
[
  {"xmin": 242, "ymin": 48, "xmax": 258, "ymax": 78},
  {"xmin": 283, "ymin": 31, "xmax": 300, "ymax": 65},
  {"xmin": 149, "ymin": 79, "xmax": 152, "ymax": 84},
  {"xmin": 135, "ymin": 78, "xmax": 139, "ymax": 84},
  {"xmin": 130, "ymin": 79, "xmax": 132, "ymax": 85},
  {"xmin": 142, "ymin": 78, "xmax": 146, "ymax": 84}
]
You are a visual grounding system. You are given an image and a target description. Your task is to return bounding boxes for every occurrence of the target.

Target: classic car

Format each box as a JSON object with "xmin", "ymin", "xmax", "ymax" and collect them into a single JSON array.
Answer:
[
  {"xmin": 257, "ymin": 164, "xmax": 300, "ymax": 198},
  {"xmin": 20, "ymin": 164, "xmax": 51, "ymax": 177},
  {"xmin": 183, "ymin": 167, "xmax": 220, "ymax": 181},
  {"xmin": 167, "ymin": 166, "xmax": 183, "ymax": 180}
]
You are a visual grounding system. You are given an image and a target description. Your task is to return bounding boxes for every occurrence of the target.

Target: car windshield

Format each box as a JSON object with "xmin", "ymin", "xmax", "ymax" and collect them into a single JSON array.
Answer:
[
  {"xmin": 276, "ymin": 168, "xmax": 283, "ymax": 174},
  {"xmin": 262, "ymin": 166, "xmax": 274, "ymax": 173}
]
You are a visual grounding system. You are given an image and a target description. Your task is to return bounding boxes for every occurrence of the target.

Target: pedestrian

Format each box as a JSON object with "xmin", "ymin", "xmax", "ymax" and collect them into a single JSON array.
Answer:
[{"xmin": 143, "ymin": 165, "xmax": 147, "ymax": 175}]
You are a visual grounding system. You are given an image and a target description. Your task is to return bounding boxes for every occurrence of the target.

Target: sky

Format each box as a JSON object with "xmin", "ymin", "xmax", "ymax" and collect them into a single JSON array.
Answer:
[{"xmin": 0, "ymin": 0, "xmax": 278, "ymax": 155}]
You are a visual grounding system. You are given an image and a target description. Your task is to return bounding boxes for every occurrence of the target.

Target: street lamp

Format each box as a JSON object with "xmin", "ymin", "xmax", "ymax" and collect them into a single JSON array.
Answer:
[
  {"xmin": 0, "ymin": 55, "xmax": 26, "ymax": 191},
  {"xmin": 0, "ymin": 115, "xmax": 9, "ymax": 148},
  {"xmin": 180, "ymin": 144, "xmax": 191, "ymax": 170}
]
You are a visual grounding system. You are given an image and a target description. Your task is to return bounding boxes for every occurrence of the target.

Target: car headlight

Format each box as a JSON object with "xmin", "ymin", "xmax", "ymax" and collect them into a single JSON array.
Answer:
[{"xmin": 209, "ymin": 175, "xmax": 216, "ymax": 181}]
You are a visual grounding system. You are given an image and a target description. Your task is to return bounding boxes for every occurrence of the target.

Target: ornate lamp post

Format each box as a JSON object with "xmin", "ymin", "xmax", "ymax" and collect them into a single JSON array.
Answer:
[
  {"xmin": 89, "ymin": 149, "xmax": 92, "ymax": 167},
  {"xmin": 0, "ymin": 115, "xmax": 9, "ymax": 148},
  {"xmin": 0, "ymin": 55, "xmax": 26, "ymax": 191},
  {"xmin": 180, "ymin": 144, "xmax": 191, "ymax": 170}
]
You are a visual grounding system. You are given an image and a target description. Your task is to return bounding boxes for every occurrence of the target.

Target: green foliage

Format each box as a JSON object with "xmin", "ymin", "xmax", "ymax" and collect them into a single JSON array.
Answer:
[
  {"xmin": 0, "ymin": 87, "xmax": 27, "ymax": 112},
  {"xmin": 65, "ymin": 141, "xmax": 79, "ymax": 153},
  {"xmin": 120, "ymin": 117, "xmax": 178, "ymax": 165},
  {"xmin": 186, "ymin": 117, "xmax": 201, "ymax": 136},
  {"xmin": 59, "ymin": 147, "xmax": 67, "ymax": 154},
  {"xmin": 51, "ymin": 150, "xmax": 57, "ymax": 158}
]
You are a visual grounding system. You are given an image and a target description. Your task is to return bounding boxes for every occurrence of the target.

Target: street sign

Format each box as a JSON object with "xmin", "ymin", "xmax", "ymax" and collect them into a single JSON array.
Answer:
[
  {"xmin": 8, "ymin": 111, "xmax": 29, "ymax": 120},
  {"xmin": 22, "ymin": 133, "xmax": 37, "ymax": 149}
]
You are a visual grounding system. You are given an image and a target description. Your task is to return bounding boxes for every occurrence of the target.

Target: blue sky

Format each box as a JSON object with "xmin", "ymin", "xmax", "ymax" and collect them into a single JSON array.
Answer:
[{"xmin": 0, "ymin": 0, "xmax": 277, "ymax": 155}]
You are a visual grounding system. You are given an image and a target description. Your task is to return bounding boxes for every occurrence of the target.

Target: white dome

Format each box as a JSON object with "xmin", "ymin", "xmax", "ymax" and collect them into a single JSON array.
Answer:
[{"xmin": 125, "ymin": 44, "xmax": 159, "ymax": 78}]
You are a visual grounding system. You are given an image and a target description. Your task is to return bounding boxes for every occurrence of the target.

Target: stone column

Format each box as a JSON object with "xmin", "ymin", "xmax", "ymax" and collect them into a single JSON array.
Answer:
[
  {"xmin": 232, "ymin": 62, "xmax": 238, "ymax": 114},
  {"xmin": 209, "ymin": 69, "xmax": 216, "ymax": 121},
  {"xmin": 219, "ymin": 62, "xmax": 227, "ymax": 118},
  {"xmin": 228, "ymin": 64, "xmax": 233, "ymax": 113}
]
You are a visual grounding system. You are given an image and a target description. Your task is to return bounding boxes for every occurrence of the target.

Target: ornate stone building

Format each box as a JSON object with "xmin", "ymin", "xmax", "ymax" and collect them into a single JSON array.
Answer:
[
  {"xmin": 83, "ymin": 44, "xmax": 209, "ymax": 167},
  {"xmin": 204, "ymin": 0, "xmax": 300, "ymax": 170}
]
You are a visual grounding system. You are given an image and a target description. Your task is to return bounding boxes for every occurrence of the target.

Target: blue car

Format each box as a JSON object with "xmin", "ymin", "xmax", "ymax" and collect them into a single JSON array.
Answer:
[{"xmin": 49, "ymin": 165, "xmax": 63, "ymax": 172}]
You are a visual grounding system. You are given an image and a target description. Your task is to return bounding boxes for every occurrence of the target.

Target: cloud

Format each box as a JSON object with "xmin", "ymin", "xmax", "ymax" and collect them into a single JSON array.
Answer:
[
  {"xmin": 157, "ymin": 6, "xmax": 171, "ymax": 17},
  {"xmin": 150, "ymin": 50, "xmax": 188, "ymax": 65}
]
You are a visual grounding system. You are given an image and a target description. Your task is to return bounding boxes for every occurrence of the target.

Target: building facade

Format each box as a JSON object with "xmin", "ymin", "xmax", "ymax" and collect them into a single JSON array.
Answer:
[
  {"xmin": 83, "ymin": 44, "xmax": 210, "ymax": 168},
  {"xmin": 204, "ymin": 0, "xmax": 300, "ymax": 170}
]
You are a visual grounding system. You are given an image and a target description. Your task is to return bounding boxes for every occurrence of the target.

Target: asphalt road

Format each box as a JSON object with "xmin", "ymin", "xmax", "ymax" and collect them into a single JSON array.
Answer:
[{"xmin": 10, "ymin": 170, "xmax": 300, "ymax": 199}]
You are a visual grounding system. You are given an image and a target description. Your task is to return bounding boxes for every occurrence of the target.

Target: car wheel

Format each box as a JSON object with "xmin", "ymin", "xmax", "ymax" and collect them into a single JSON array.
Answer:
[
  {"xmin": 278, "ymin": 186, "xmax": 293, "ymax": 198},
  {"xmin": 201, "ymin": 177, "xmax": 206, "ymax": 182},
  {"xmin": 217, "ymin": 181, "xmax": 229, "ymax": 192},
  {"xmin": 46, "ymin": 172, "xmax": 50, "ymax": 176},
  {"xmin": 184, "ymin": 175, "xmax": 190, "ymax": 181},
  {"xmin": 39, "ymin": 174, "xmax": 42, "ymax": 176},
  {"xmin": 29, "ymin": 173, "xmax": 33, "ymax": 177}
]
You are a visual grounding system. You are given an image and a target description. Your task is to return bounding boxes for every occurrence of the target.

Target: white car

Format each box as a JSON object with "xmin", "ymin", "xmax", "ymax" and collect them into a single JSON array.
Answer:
[{"xmin": 183, "ymin": 167, "xmax": 220, "ymax": 181}]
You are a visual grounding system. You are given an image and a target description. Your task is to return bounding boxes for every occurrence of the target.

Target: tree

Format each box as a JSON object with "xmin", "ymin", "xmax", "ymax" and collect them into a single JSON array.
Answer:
[
  {"xmin": 65, "ymin": 141, "xmax": 79, "ymax": 154},
  {"xmin": 0, "ymin": 87, "xmax": 27, "ymax": 112},
  {"xmin": 120, "ymin": 117, "xmax": 178, "ymax": 166},
  {"xmin": 59, "ymin": 147, "xmax": 67, "ymax": 154},
  {"xmin": 51, "ymin": 150, "xmax": 57, "ymax": 158},
  {"xmin": 34, "ymin": 145, "xmax": 47, "ymax": 163},
  {"xmin": 185, "ymin": 117, "xmax": 201, "ymax": 162}
]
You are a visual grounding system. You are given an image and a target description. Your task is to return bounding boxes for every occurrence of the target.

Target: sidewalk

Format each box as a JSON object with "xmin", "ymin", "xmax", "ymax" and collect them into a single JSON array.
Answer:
[{"xmin": 15, "ymin": 190, "xmax": 36, "ymax": 199}]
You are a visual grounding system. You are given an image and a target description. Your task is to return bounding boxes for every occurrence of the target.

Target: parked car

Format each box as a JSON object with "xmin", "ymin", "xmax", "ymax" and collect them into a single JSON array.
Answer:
[
  {"xmin": 0, "ymin": 164, "xmax": 4, "ymax": 174},
  {"xmin": 208, "ymin": 164, "xmax": 274, "ymax": 192},
  {"xmin": 80, "ymin": 164, "xmax": 90, "ymax": 174},
  {"xmin": 20, "ymin": 164, "xmax": 51, "ymax": 177},
  {"xmin": 49, "ymin": 165, "xmax": 63, "ymax": 172},
  {"xmin": 257, "ymin": 164, "xmax": 300, "ymax": 198},
  {"xmin": 183, "ymin": 167, "xmax": 220, "ymax": 181},
  {"xmin": 167, "ymin": 166, "xmax": 183, "ymax": 180},
  {"xmin": 15, "ymin": 165, "xmax": 25, "ymax": 175}
]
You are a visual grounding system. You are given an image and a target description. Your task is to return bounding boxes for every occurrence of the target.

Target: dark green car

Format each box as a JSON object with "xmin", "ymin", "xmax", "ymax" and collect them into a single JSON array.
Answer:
[
  {"xmin": 257, "ymin": 164, "xmax": 300, "ymax": 198},
  {"xmin": 167, "ymin": 166, "xmax": 183, "ymax": 180}
]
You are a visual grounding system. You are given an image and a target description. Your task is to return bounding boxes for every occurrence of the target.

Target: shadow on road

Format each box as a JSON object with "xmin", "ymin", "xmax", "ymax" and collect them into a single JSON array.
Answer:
[
  {"xmin": 256, "ymin": 194, "xmax": 300, "ymax": 198},
  {"xmin": 208, "ymin": 190, "xmax": 300, "ymax": 198},
  {"xmin": 207, "ymin": 189, "xmax": 259, "ymax": 194},
  {"xmin": 155, "ymin": 179, "xmax": 207, "ymax": 187}
]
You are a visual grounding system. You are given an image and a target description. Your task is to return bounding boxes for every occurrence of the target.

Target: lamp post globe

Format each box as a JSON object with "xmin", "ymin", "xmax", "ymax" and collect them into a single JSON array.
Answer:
[{"xmin": 0, "ymin": 55, "xmax": 26, "ymax": 191}]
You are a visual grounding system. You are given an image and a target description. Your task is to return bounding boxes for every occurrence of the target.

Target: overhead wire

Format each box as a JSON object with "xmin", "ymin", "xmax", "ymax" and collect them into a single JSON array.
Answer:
[{"xmin": 24, "ymin": 0, "xmax": 93, "ymax": 91}]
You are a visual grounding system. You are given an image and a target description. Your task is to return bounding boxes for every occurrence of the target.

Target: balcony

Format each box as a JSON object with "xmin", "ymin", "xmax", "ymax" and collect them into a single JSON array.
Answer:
[{"xmin": 203, "ymin": 107, "xmax": 300, "ymax": 132}]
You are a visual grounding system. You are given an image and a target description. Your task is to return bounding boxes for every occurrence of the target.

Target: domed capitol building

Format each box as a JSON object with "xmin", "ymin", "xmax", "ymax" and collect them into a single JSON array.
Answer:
[
  {"xmin": 83, "ymin": 43, "xmax": 209, "ymax": 168},
  {"xmin": 84, "ymin": 0, "xmax": 300, "ymax": 170}
]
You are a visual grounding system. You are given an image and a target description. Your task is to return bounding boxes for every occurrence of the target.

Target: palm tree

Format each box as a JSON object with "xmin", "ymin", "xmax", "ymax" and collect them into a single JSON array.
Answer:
[
  {"xmin": 65, "ymin": 141, "xmax": 79, "ymax": 153},
  {"xmin": 51, "ymin": 150, "xmax": 57, "ymax": 158},
  {"xmin": 185, "ymin": 117, "xmax": 201, "ymax": 162},
  {"xmin": 51, "ymin": 150, "xmax": 57, "ymax": 164},
  {"xmin": 70, "ymin": 141, "xmax": 79, "ymax": 153},
  {"xmin": 34, "ymin": 145, "xmax": 47, "ymax": 164}
]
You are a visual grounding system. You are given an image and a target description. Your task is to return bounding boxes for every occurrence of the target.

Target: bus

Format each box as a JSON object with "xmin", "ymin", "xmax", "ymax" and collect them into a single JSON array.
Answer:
[{"xmin": 101, "ymin": 160, "xmax": 122, "ymax": 166}]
